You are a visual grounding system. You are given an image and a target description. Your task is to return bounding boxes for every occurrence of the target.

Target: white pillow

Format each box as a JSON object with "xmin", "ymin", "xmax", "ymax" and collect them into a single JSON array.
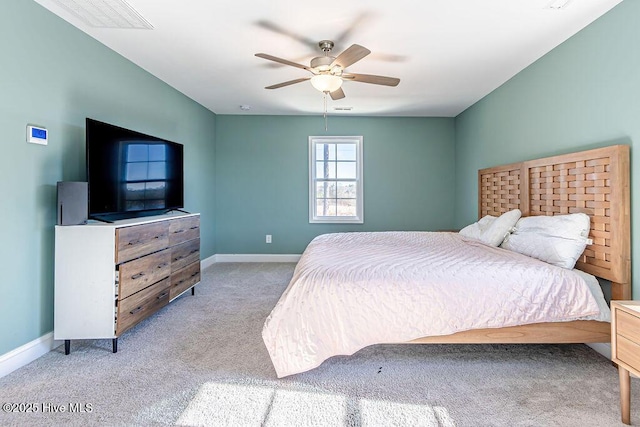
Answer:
[
  {"xmin": 459, "ymin": 209, "xmax": 521, "ymax": 246},
  {"xmin": 459, "ymin": 215, "xmax": 495, "ymax": 240},
  {"xmin": 500, "ymin": 213, "xmax": 590, "ymax": 269},
  {"xmin": 479, "ymin": 209, "xmax": 522, "ymax": 246}
]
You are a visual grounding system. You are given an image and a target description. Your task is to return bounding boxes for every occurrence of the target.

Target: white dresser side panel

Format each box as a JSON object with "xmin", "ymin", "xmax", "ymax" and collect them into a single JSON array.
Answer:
[{"xmin": 54, "ymin": 225, "xmax": 116, "ymax": 339}]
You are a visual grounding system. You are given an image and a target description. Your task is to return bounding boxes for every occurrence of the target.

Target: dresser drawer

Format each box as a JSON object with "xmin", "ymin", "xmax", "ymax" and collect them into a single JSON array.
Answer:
[
  {"xmin": 116, "ymin": 222, "xmax": 169, "ymax": 264},
  {"xmin": 116, "ymin": 278, "xmax": 170, "ymax": 335},
  {"xmin": 119, "ymin": 249, "xmax": 171, "ymax": 300},
  {"xmin": 616, "ymin": 310, "xmax": 640, "ymax": 344},
  {"xmin": 171, "ymin": 238, "xmax": 200, "ymax": 272},
  {"xmin": 170, "ymin": 262, "xmax": 200, "ymax": 300},
  {"xmin": 169, "ymin": 216, "xmax": 200, "ymax": 246}
]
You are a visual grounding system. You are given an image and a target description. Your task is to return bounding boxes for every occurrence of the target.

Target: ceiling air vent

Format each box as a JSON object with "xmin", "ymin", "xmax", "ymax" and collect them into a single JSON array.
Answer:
[
  {"xmin": 546, "ymin": 0, "xmax": 572, "ymax": 10},
  {"xmin": 334, "ymin": 107, "xmax": 353, "ymax": 111},
  {"xmin": 51, "ymin": 0, "xmax": 153, "ymax": 29}
]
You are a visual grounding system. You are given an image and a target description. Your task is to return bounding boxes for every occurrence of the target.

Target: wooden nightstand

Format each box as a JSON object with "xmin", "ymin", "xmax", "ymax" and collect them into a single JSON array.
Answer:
[{"xmin": 611, "ymin": 301, "xmax": 640, "ymax": 425}]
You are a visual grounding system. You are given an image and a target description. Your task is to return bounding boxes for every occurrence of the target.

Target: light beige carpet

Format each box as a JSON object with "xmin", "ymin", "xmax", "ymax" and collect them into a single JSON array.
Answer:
[{"xmin": 0, "ymin": 262, "xmax": 637, "ymax": 426}]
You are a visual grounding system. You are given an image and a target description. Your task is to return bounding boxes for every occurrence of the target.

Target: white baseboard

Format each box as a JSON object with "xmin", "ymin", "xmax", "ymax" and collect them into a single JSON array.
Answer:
[
  {"xmin": 0, "ymin": 332, "xmax": 61, "ymax": 379},
  {"xmin": 214, "ymin": 254, "xmax": 301, "ymax": 263},
  {"xmin": 201, "ymin": 254, "xmax": 217, "ymax": 270},
  {"xmin": 587, "ymin": 342, "xmax": 612, "ymax": 360}
]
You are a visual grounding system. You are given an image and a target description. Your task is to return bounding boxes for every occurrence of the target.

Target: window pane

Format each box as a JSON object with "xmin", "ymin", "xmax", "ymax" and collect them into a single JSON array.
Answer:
[
  {"xmin": 336, "ymin": 182, "xmax": 356, "ymax": 198},
  {"xmin": 126, "ymin": 162, "xmax": 148, "ymax": 181},
  {"xmin": 145, "ymin": 181, "xmax": 166, "ymax": 200},
  {"xmin": 148, "ymin": 144, "xmax": 167, "ymax": 161},
  {"xmin": 316, "ymin": 182, "xmax": 336, "ymax": 198},
  {"xmin": 316, "ymin": 198, "xmax": 336, "ymax": 216},
  {"xmin": 125, "ymin": 182, "xmax": 146, "ymax": 200},
  {"xmin": 316, "ymin": 161, "xmax": 336, "ymax": 179},
  {"xmin": 127, "ymin": 144, "xmax": 148, "ymax": 162},
  {"xmin": 336, "ymin": 143, "xmax": 356, "ymax": 161},
  {"xmin": 144, "ymin": 199, "xmax": 166, "ymax": 209},
  {"xmin": 337, "ymin": 199, "xmax": 357, "ymax": 216},
  {"xmin": 147, "ymin": 162, "xmax": 167, "ymax": 180},
  {"xmin": 125, "ymin": 200, "xmax": 145, "ymax": 211},
  {"xmin": 315, "ymin": 143, "xmax": 336, "ymax": 161},
  {"xmin": 336, "ymin": 161, "xmax": 356, "ymax": 179}
]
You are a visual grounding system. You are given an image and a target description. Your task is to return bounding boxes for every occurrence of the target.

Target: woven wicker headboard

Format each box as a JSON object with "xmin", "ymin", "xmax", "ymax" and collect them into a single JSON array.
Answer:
[{"xmin": 478, "ymin": 145, "xmax": 630, "ymax": 300}]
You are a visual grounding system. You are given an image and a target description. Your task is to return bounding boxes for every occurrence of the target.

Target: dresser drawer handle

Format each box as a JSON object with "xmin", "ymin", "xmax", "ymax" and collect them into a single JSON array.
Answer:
[
  {"xmin": 189, "ymin": 249, "xmax": 198, "ymax": 254},
  {"xmin": 190, "ymin": 272, "xmax": 199, "ymax": 278},
  {"xmin": 157, "ymin": 292, "xmax": 168, "ymax": 299},
  {"xmin": 173, "ymin": 229, "xmax": 185, "ymax": 234},
  {"xmin": 177, "ymin": 279, "xmax": 185, "ymax": 285},
  {"xmin": 173, "ymin": 255, "xmax": 184, "ymax": 261},
  {"xmin": 157, "ymin": 263, "xmax": 168, "ymax": 269},
  {"xmin": 129, "ymin": 306, "xmax": 143, "ymax": 315},
  {"xmin": 127, "ymin": 239, "xmax": 141, "ymax": 246},
  {"xmin": 189, "ymin": 226, "xmax": 199, "ymax": 230},
  {"xmin": 131, "ymin": 272, "xmax": 145, "ymax": 280}
]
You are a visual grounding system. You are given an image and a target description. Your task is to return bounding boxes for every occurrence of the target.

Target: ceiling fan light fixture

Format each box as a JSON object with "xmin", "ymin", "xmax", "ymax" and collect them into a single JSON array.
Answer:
[
  {"xmin": 310, "ymin": 75, "xmax": 343, "ymax": 93},
  {"xmin": 310, "ymin": 56, "xmax": 334, "ymax": 71}
]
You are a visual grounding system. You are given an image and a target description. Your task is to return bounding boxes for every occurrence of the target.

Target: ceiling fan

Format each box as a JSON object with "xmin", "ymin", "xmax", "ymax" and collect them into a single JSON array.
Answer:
[{"xmin": 255, "ymin": 40, "xmax": 400, "ymax": 100}]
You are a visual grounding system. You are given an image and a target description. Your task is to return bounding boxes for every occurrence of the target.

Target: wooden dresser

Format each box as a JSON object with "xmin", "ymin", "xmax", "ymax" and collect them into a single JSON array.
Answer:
[
  {"xmin": 54, "ymin": 213, "xmax": 200, "ymax": 354},
  {"xmin": 611, "ymin": 300, "xmax": 640, "ymax": 425}
]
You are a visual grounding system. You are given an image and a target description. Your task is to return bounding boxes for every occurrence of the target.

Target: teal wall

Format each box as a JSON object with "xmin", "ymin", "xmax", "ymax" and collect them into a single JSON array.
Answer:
[
  {"xmin": 0, "ymin": 0, "xmax": 216, "ymax": 355},
  {"xmin": 216, "ymin": 116, "xmax": 456, "ymax": 253},
  {"xmin": 455, "ymin": 1, "xmax": 638, "ymax": 298}
]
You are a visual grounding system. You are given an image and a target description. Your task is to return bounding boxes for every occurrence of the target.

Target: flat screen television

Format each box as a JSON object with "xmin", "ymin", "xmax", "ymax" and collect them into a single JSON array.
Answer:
[{"xmin": 86, "ymin": 118, "xmax": 184, "ymax": 221}]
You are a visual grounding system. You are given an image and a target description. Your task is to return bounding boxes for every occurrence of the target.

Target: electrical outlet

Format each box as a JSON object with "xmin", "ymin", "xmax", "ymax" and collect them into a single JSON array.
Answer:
[{"xmin": 266, "ymin": 234, "xmax": 272, "ymax": 244}]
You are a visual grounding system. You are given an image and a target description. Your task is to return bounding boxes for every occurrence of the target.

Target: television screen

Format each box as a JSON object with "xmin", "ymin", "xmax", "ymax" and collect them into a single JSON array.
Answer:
[{"xmin": 86, "ymin": 118, "xmax": 184, "ymax": 219}]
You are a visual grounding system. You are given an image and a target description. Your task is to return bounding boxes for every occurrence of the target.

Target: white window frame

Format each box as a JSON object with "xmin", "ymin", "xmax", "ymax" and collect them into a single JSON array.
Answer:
[{"xmin": 309, "ymin": 135, "xmax": 364, "ymax": 224}]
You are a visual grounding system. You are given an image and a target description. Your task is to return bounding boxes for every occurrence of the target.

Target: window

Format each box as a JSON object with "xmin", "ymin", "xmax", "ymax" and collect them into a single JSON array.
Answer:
[
  {"xmin": 122, "ymin": 143, "xmax": 168, "ymax": 210},
  {"xmin": 309, "ymin": 136, "xmax": 363, "ymax": 224}
]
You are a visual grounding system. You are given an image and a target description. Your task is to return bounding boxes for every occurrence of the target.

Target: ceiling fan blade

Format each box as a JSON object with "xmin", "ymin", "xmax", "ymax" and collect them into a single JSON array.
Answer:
[
  {"xmin": 254, "ymin": 20, "xmax": 317, "ymax": 49},
  {"xmin": 330, "ymin": 87, "xmax": 345, "ymax": 100},
  {"xmin": 334, "ymin": 12, "xmax": 373, "ymax": 45},
  {"xmin": 265, "ymin": 77, "xmax": 310, "ymax": 89},
  {"xmin": 330, "ymin": 44, "xmax": 371, "ymax": 69},
  {"xmin": 343, "ymin": 73, "xmax": 400, "ymax": 87},
  {"xmin": 255, "ymin": 53, "xmax": 312, "ymax": 72}
]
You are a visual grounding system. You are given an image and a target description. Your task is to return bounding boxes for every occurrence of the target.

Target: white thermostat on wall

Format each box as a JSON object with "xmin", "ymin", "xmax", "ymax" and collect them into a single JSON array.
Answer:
[{"xmin": 27, "ymin": 125, "xmax": 48, "ymax": 145}]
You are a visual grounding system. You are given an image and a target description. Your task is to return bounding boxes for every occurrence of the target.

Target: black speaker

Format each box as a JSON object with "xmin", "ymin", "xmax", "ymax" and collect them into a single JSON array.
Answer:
[{"xmin": 57, "ymin": 182, "xmax": 88, "ymax": 225}]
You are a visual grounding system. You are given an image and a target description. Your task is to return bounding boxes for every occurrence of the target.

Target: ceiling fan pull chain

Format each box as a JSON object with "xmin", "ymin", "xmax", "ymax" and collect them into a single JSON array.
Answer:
[{"xmin": 323, "ymin": 92, "xmax": 328, "ymax": 131}]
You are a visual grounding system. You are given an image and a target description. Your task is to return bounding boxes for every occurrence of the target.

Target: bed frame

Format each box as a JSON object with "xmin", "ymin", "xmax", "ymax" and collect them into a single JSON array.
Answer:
[{"xmin": 410, "ymin": 145, "xmax": 630, "ymax": 344}]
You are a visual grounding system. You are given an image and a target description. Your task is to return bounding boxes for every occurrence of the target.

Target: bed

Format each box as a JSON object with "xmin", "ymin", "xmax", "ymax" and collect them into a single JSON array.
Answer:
[{"xmin": 263, "ymin": 145, "xmax": 631, "ymax": 378}]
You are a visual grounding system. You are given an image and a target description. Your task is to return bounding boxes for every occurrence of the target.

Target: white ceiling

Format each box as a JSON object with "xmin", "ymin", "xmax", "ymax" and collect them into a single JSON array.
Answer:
[{"xmin": 34, "ymin": 0, "xmax": 621, "ymax": 117}]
